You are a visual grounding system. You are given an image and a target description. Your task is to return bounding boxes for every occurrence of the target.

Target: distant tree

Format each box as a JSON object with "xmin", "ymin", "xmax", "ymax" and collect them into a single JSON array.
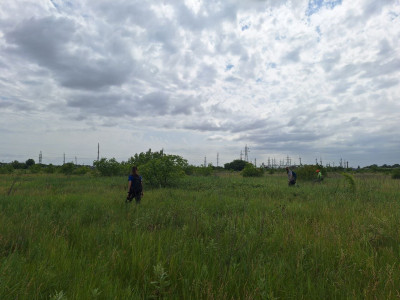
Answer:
[
  {"xmin": 140, "ymin": 154, "xmax": 188, "ymax": 187},
  {"xmin": 242, "ymin": 164, "xmax": 264, "ymax": 177},
  {"xmin": 93, "ymin": 158, "xmax": 122, "ymax": 176},
  {"xmin": 11, "ymin": 160, "xmax": 25, "ymax": 169},
  {"xmin": 26, "ymin": 159, "xmax": 35, "ymax": 168},
  {"xmin": 224, "ymin": 160, "xmax": 249, "ymax": 171},
  {"xmin": 60, "ymin": 162, "xmax": 75, "ymax": 175}
]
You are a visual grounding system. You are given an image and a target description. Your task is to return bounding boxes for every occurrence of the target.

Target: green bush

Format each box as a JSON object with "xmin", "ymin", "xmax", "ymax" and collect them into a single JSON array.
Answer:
[
  {"xmin": 224, "ymin": 160, "xmax": 249, "ymax": 171},
  {"xmin": 140, "ymin": 154, "xmax": 188, "ymax": 187},
  {"xmin": 29, "ymin": 164, "xmax": 42, "ymax": 174},
  {"xmin": 392, "ymin": 168, "xmax": 400, "ymax": 179},
  {"xmin": 295, "ymin": 165, "xmax": 326, "ymax": 181},
  {"xmin": 242, "ymin": 164, "xmax": 264, "ymax": 177},
  {"xmin": 43, "ymin": 164, "xmax": 56, "ymax": 174},
  {"xmin": 73, "ymin": 166, "xmax": 90, "ymax": 175},
  {"xmin": 60, "ymin": 162, "xmax": 76, "ymax": 175},
  {"xmin": 0, "ymin": 164, "xmax": 14, "ymax": 174},
  {"xmin": 93, "ymin": 158, "xmax": 122, "ymax": 176}
]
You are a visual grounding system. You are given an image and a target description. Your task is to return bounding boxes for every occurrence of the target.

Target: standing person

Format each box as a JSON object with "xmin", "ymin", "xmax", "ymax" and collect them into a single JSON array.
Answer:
[
  {"xmin": 286, "ymin": 167, "xmax": 297, "ymax": 186},
  {"xmin": 316, "ymin": 169, "xmax": 323, "ymax": 182},
  {"xmin": 126, "ymin": 166, "xmax": 143, "ymax": 204}
]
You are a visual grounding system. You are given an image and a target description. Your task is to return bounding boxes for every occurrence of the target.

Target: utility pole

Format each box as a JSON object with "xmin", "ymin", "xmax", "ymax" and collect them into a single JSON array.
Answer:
[
  {"xmin": 75, "ymin": 156, "xmax": 77, "ymax": 165},
  {"xmin": 254, "ymin": 158, "xmax": 256, "ymax": 167},
  {"xmin": 39, "ymin": 151, "xmax": 42, "ymax": 164},
  {"xmin": 63, "ymin": 153, "xmax": 65, "ymax": 164},
  {"xmin": 97, "ymin": 143, "xmax": 100, "ymax": 161}
]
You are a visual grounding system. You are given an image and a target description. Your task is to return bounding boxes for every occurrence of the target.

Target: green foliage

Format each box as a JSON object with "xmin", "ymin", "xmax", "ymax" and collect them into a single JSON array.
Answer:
[
  {"xmin": 224, "ymin": 159, "xmax": 249, "ymax": 171},
  {"xmin": 140, "ymin": 154, "xmax": 188, "ymax": 187},
  {"xmin": 391, "ymin": 168, "xmax": 400, "ymax": 179},
  {"xmin": 127, "ymin": 149, "xmax": 165, "ymax": 166},
  {"xmin": 60, "ymin": 162, "xmax": 76, "ymax": 175},
  {"xmin": 73, "ymin": 166, "xmax": 90, "ymax": 175},
  {"xmin": 93, "ymin": 158, "xmax": 123, "ymax": 176},
  {"xmin": 342, "ymin": 172, "xmax": 356, "ymax": 192},
  {"xmin": 11, "ymin": 160, "xmax": 26, "ymax": 169},
  {"xmin": 29, "ymin": 164, "xmax": 42, "ymax": 174},
  {"xmin": 0, "ymin": 164, "xmax": 14, "ymax": 174},
  {"xmin": 295, "ymin": 165, "xmax": 326, "ymax": 181},
  {"xmin": 242, "ymin": 164, "xmax": 264, "ymax": 177},
  {"xmin": 25, "ymin": 158, "xmax": 35, "ymax": 168},
  {"xmin": 43, "ymin": 164, "xmax": 56, "ymax": 174},
  {"xmin": 191, "ymin": 165, "xmax": 214, "ymax": 176}
]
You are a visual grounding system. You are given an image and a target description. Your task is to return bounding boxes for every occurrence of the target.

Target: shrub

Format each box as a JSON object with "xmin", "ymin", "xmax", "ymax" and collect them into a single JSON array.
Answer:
[
  {"xmin": 43, "ymin": 164, "xmax": 56, "ymax": 174},
  {"xmin": 392, "ymin": 168, "xmax": 400, "ymax": 179},
  {"xmin": 140, "ymin": 154, "xmax": 188, "ymax": 187},
  {"xmin": 224, "ymin": 160, "xmax": 249, "ymax": 171},
  {"xmin": 93, "ymin": 158, "xmax": 122, "ymax": 176},
  {"xmin": 242, "ymin": 164, "xmax": 264, "ymax": 177},
  {"xmin": 60, "ymin": 163, "xmax": 76, "ymax": 175},
  {"xmin": 29, "ymin": 164, "xmax": 42, "ymax": 174},
  {"xmin": 0, "ymin": 164, "xmax": 13, "ymax": 174},
  {"xmin": 73, "ymin": 166, "xmax": 90, "ymax": 175},
  {"xmin": 295, "ymin": 165, "xmax": 326, "ymax": 181},
  {"xmin": 342, "ymin": 172, "xmax": 356, "ymax": 192}
]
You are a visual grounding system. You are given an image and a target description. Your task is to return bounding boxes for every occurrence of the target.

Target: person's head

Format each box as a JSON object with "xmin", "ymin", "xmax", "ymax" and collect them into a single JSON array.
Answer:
[
  {"xmin": 131, "ymin": 166, "xmax": 138, "ymax": 175},
  {"xmin": 285, "ymin": 167, "xmax": 289, "ymax": 173}
]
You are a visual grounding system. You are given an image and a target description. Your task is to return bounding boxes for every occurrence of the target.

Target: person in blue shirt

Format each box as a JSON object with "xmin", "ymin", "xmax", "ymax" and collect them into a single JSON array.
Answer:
[
  {"xmin": 286, "ymin": 167, "xmax": 297, "ymax": 186},
  {"xmin": 126, "ymin": 166, "xmax": 143, "ymax": 204}
]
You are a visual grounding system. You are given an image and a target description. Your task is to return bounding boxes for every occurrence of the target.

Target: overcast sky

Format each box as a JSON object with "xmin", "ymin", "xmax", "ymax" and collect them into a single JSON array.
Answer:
[{"xmin": 1, "ymin": 0, "xmax": 399, "ymax": 167}]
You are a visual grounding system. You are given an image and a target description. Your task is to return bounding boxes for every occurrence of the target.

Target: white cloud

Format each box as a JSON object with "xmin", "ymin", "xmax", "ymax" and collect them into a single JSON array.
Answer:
[{"xmin": 0, "ymin": 0, "xmax": 399, "ymax": 167}]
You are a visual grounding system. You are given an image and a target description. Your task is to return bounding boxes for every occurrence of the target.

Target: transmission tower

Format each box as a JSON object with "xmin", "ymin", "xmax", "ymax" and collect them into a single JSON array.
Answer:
[
  {"xmin": 39, "ymin": 151, "xmax": 42, "ymax": 164},
  {"xmin": 97, "ymin": 143, "xmax": 100, "ymax": 161},
  {"xmin": 244, "ymin": 145, "xmax": 250, "ymax": 162}
]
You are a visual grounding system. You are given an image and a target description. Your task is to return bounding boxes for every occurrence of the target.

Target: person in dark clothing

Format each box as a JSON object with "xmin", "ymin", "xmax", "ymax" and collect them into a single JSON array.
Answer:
[
  {"xmin": 126, "ymin": 166, "xmax": 143, "ymax": 204},
  {"xmin": 286, "ymin": 167, "xmax": 297, "ymax": 186}
]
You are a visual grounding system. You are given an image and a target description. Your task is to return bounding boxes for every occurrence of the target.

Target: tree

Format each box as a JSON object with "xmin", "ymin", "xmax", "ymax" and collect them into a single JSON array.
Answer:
[
  {"xmin": 140, "ymin": 154, "xmax": 188, "ymax": 187},
  {"xmin": 26, "ymin": 159, "xmax": 35, "ymax": 168},
  {"xmin": 93, "ymin": 158, "xmax": 122, "ymax": 176},
  {"xmin": 242, "ymin": 164, "xmax": 264, "ymax": 177},
  {"xmin": 224, "ymin": 159, "xmax": 249, "ymax": 171}
]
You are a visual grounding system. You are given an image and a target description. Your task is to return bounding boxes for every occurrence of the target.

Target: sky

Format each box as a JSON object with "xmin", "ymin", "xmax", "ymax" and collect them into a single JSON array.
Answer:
[{"xmin": 0, "ymin": 0, "xmax": 399, "ymax": 167}]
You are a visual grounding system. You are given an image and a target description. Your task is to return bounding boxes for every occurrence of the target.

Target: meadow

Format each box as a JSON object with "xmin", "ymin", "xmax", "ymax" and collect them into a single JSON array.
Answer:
[{"xmin": 0, "ymin": 172, "xmax": 399, "ymax": 299}]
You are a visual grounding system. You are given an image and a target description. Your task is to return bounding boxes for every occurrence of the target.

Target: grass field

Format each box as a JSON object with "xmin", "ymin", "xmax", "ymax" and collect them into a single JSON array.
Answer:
[{"xmin": 1, "ymin": 172, "xmax": 399, "ymax": 299}]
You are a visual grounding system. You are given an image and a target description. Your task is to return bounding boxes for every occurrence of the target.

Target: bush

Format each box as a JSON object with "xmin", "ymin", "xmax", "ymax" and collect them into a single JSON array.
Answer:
[
  {"xmin": 0, "ymin": 164, "xmax": 14, "ymax": 174},
  {"xmin": 392, "ymin": 168, "xmax": 400, "ymax": 179},
  {"xmin": 73, "ymin": 166, "xmax": 90, "ymax": 175},
  {"xmin": 140, "ymin": 154, "xmax": 188, "ymax": 187},
  {"xmin": 29, "ymin": 164, "xmax": 42, "ymax": 174},
  {"xmin": 60, "ymin": 163, "xmax": 76, "ymax": 175},
  {"xmin": 242, "ymin": 164, "xmax": 264, "ymax": 177},
  {"xmin": 295, "ymin": 165, "xmax": 326, "ymax": 181},
  {"xmin": 93, "ymin": 158, "xmax": 122, "ymax": 176},
  {"xmin": 43, "ymin": 164, "xmax": 56, "ymax": 174},
  {"xmin": 224, "ymin": 160, "xmax": 249, "ymax": 171}
]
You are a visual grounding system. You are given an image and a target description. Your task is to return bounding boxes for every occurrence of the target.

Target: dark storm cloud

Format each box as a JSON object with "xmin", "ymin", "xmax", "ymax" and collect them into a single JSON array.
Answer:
[{"xmin": 5, "ymin": 16, "xmax": 134, "ymax": 90}]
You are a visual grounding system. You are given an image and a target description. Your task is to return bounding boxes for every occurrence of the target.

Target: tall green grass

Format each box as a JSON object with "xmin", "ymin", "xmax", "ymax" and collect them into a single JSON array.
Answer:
[{"xmin": 0, "ymin": 173, "xmax": 399, "ymax": 299}]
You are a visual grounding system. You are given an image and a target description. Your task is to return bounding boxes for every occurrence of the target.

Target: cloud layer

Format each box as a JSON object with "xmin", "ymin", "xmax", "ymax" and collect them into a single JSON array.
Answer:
[{"xmin": 1, "ymin": 0, "xmax": 399, "ymax": 166}]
